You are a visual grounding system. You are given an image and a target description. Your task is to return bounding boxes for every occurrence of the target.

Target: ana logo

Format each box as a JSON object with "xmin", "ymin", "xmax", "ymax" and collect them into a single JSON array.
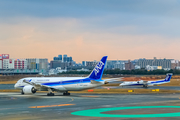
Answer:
[
  {"xmin": 94, "ymin": 61, "xmax": 104, "ymax": 76},
  {"xmin": 165, "ymin": 76, "xmax": 169, "ymax": 81},
  {"xmin": 26, "ymin": 79, "xmax": 32, "ymax": 82}
]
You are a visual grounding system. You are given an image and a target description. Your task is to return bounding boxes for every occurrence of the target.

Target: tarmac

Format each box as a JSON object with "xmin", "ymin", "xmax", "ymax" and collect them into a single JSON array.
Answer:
[
  {"xmin": 1, "ymin": 84, "xmax": 180, "ymax": 90},
  {"xmin": 0, "ymin": 92, "xmax": 180, "ymax": 120}
]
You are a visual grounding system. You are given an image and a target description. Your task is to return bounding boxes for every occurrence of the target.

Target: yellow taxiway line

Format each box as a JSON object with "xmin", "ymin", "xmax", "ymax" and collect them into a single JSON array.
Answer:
[{"xmin": 29, "ymin": 104, "xmax": 75, "ymax": 108}]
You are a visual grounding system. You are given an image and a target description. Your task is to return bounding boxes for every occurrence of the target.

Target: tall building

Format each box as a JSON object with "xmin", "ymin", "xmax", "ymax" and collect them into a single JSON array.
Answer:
[
  {"xmin": 136, "ymin": 57, "xmax": 174, "ymax": 70},
  {"xmin": 53, "ymin": 54, "xmax": 73, "ymax": 63},
  {"xmin": 62, "ymin": 54, "xmax": 72, "ymax": 62},
  {"xmin": 0, "ymin": 54, "xmax": 17, "ymax": 69},
  {"xmin": 14, "ymin": 59, "xmax": 27, "ymax": 69},
  {"xmin": 0, "ymin": 54, "xmax": 9, "ymax": 69},
  {"xmin": 51, "ymin": 54, "xmax": 73, "ymax": 70},
  {"xmin": 26, "ymin": 58, "xmax": 48, "ymax": 70},
  {"xmin": 82, "ymin": 61, "xmax": 98, "ymax": 67},
  {"xmin": 3, "ymin": 59, "xmax": 15, "ymax": 69},
  {"xmin": 63, "ymin": 54, "xmax": 67, "ymax": 62},
  {"xmin": 54, "ymin": 55, "xmax": 63, "ymax": 61},
  {"xmin": 105, "ymin": 60, "xmax": 127, "ymax": 70},
  {"xmin": 171, "ymin": 60, "xmax": 179, "ymax": 69},
  {"xmin": 0, "ymin": 54, "xmax": 28, "ymax": 69},
  {"xmin": 125, "ymin": 60, "xmax": 135, "ymax": 70},
  {"xmin": 114, "ymin": 61, "xmax": 125, "ymax": 70},
  {"xmin": 67, "ymin": 57, "xmax": 72, "ymax": 62},
  {"xmin": 50, "ymin": 61, "xmax": 72, "ymax": 69},
  {"xmin": 58, "ymin": 55, "xmax": 62, "ymax": 60},
  {"xmin": 82, "ymin": 61, "xmax": 86, "ymax": 66},
  {"xmin": 63, "ymin": 54, "xmax": 67, "ymax": 57}
]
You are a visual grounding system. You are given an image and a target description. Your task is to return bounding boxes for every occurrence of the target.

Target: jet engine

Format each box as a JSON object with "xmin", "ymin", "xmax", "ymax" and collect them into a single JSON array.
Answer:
[{"xmin": 23, "ymin": 85, "xmax": 37, "ymax": 94}]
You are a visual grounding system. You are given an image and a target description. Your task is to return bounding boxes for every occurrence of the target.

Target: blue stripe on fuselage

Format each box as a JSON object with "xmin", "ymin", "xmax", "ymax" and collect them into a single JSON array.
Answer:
[
  {"xmin": 150, "ymin": 79, "xmax": 168, "ymax": 84},
  {"xmin": 41, "ymin": 78, "xmax": 103, "ymax": 86}
]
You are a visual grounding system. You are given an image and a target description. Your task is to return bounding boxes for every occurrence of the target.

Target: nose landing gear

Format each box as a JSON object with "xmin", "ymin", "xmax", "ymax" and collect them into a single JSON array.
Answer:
[
  {"xmin": 47, "ymin": 92, "xmax": 54, "ymax": 96},
  {"xmin": 143, "ymin": 85, "xmax": 148, "ymax": 88},
  {"xmin": 47, "ymin": 88, "xmax": 54, "ymax": 96},
  {"xmin": 21, "ymin": 90, "xmax": 24, "ymax": 95}
]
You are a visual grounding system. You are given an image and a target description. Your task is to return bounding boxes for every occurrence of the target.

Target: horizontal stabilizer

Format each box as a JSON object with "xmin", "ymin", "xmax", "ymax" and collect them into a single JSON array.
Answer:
[
  {"xmin": 91, "ymin": 80, "xmax": 101, "ymax": 84},
  {"xmin": 103, "ymin": 77, "xmax": 124, "ymax": 82}
]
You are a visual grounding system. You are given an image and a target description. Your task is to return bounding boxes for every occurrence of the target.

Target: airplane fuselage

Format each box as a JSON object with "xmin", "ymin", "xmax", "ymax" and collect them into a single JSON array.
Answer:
[
  {"xmin": 120, "ymin": 79, "xmax": 170, "ymax": 87},
  {"xmin": 15, "ymin": 77, "xmax": 105, "ymax": 92}
]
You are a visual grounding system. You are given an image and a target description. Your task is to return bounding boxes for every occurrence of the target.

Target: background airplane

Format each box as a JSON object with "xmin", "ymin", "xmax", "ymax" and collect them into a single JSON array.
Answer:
[
  {"xmin": 119, "ymin": 73, "xmax": 172, "ymax": 88},
  {"xmin": 14, "ymin": 56, "xmax": 122, "ymax": 96}
]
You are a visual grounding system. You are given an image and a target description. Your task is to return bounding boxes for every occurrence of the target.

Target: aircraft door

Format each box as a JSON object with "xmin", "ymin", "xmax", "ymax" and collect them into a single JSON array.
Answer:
[
  {"xmin": 77, "ymin": 80, "xmax": 83, "ymax": 89},
  {"xmin": 80, "ymin": 80, "xmax": 83, "ymax": 87}
]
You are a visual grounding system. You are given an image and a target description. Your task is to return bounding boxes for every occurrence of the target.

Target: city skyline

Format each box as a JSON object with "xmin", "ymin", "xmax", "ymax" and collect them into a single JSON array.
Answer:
[
  {"xmin": 1, "ymin": 1, "xmax": 180, "ymax": 62},
  {"xmin": 2, "ymin": 53, "xmax": 179, "ymax": 63}
]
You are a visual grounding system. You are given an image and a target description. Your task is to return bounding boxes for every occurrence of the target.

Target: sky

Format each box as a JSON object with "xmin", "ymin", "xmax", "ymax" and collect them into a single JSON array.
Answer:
[{"xmin": 0, "ymin": 0, "xmax": 180, "ymax": 62}]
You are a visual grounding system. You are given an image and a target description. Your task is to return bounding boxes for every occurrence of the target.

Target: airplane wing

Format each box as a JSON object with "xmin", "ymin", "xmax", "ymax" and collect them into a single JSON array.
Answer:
[
  {"xmin": 142, "ymin": 80, "xmax": 148, "ymax": 85},
  {"xmin": 23, "ymin": 79, "xmax": 53, "ymax": 89},
  {"xmin": 138, "ymin": 79, "xmax": 148, "ymax": 84},
  {"xmin": 91, "ymin": 80, "xmax": 102, "ymax": 84}
]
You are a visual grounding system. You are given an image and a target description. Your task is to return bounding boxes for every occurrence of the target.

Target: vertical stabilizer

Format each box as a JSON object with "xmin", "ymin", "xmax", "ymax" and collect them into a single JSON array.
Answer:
[
  {"xmin": 164, "ymin": 73, "xmax": 173, "ymax": 82},
  {"xmin": 88, "ymin": 56, "xmax": 108, "ymax": 80}
]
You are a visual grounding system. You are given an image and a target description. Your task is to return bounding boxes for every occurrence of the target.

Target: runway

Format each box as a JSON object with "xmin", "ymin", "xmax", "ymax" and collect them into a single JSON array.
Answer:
[{"xmin": 0, "ymin": 92, "xmax": 180, "ymax": 120}]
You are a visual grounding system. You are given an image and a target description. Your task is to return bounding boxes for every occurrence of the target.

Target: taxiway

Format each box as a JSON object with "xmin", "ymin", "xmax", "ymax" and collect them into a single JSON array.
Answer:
[{"xmin": 0, "ymin": 92, "xmax": 180, "ymax": 120}]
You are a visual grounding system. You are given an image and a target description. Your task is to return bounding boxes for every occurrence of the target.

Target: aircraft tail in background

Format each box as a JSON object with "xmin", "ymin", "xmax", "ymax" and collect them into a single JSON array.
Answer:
[{"xmin": 164, "ymin": 73, "xmax": 173, "ymax": 82}]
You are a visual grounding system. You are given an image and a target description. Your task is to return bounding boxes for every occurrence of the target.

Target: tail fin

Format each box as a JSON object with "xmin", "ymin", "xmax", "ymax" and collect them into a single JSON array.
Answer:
[
  {"xmin": 164, "ymin": 73, "xmax": 173, "ymax": 82},
  {"xmin": 88, "ymin": 56, "xmax": 108, "ymax": 80}
]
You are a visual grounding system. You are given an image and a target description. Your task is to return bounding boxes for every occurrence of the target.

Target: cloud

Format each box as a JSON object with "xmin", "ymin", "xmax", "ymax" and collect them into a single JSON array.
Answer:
[
  {"xmin": 0, "ymin": 15, "xmax": 180, "ymax": 62},
  {"xmin": 1, "ymin": 0, "xmax": 180, "ymax": 19}
]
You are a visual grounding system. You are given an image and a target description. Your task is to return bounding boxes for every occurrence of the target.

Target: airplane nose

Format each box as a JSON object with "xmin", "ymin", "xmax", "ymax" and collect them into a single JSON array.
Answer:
[{"xmin": 14, "ymin": 83, "xmax": 17, "ymax": 89}]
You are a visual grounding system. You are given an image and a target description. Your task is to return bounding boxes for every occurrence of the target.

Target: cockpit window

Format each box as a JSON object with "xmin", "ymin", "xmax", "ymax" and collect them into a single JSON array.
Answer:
[{"xmin": 18, "ymin": 79, "xmax": 23, "ymax": 83}]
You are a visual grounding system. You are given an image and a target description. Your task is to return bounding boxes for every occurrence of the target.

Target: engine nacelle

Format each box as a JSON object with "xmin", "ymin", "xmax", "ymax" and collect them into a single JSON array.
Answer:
[{"xmin": 23, "ymin": 85, "xmax": 37, "ymax": 94}]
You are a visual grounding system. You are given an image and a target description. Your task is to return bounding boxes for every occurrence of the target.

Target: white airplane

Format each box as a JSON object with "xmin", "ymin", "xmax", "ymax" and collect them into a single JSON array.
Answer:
[
  {"xmin": 119, "ymin": 73, "xmax": 172, "ymax": 88},
  {"xmin": 14, "ymin": 56, "xmax": 121, "ymax": 96}
]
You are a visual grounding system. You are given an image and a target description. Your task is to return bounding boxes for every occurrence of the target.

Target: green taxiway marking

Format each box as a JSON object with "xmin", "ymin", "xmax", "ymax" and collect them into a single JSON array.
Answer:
[{"xmin": 71, "ymin": 106, "xmax": 180, "ymax": 118}]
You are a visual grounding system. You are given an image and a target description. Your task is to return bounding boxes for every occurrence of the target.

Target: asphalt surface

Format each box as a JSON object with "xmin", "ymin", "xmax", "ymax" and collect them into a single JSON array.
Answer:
[
  {"xmin": 0, "ymin": 92, "xmax": 180, "ymax": 120},
  {"xmin": 0, "ymin": 84, "xmax": 14, "ymax": 89},
  {"xmin": 1, "ymin": 84, "xmax": 180, "ymax": 90}
]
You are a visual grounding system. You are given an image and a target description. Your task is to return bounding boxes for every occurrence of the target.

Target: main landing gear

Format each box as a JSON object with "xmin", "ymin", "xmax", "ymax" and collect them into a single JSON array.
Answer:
[
  {"xmin": 143, "ymin": 85, "xmax": 148, "ymax": 88},
  {"xmin": 63, "ymin": 91, "xmax": 70, "ymax": 96},
  {"xmin": 47, "ymin": 88, "xmax": 54, "ymax": 96},
  {"xmin": 47, "ymin": 92, "xmax": 54, "ymax": 96},
  {"xmin": 21, "ymin": 90, "xmax": 24, "ymax": 95}
]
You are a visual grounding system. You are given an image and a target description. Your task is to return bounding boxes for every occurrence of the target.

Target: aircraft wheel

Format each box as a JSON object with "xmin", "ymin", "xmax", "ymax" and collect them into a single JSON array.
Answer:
[
  {"xmin": 47, "ymin": 93, "xmax": 54, "ymax": 96},
  {"xmin": 63, "ymin": 92, "xmax": 70, "ymax": 96},
  {"xmin": 21, "ymin": 90, "xmax": 24, "ymax": 95},
  {"xmin": 143, "ymin": 85, "xmax": 148, "ymax": 88}
]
